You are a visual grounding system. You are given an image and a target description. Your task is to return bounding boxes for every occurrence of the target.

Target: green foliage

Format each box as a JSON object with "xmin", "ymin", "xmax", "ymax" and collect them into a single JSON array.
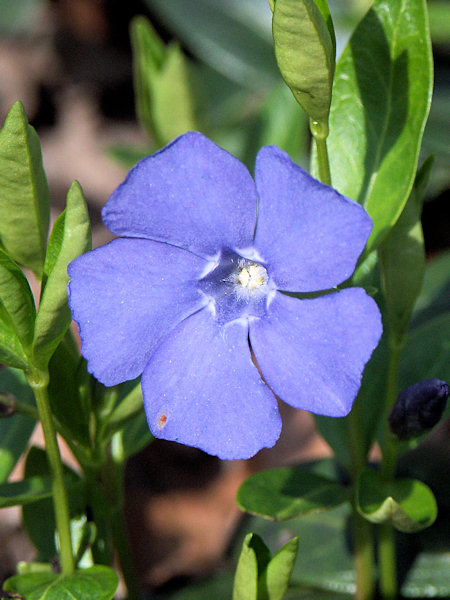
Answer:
[
  {"xmin": 0, "ymin": 101, "xmax": 49, "ymax": 277},
  {"xmin": 32, "ymin": 182, "xmax": 91, "ymax": 369},
  {"xmin": 380, "ymin": 158, "xmax": 432, "ymax": 346},
  {"xmin": 0, "ymin": 248, "xmax": 36, "ymax": 367},
  {"xmin": 237, "ymin": 467, "xmax": 348, "ymax": 521},
  {"xmin": 131, "ymin": 16, "xmax": 197, "ymax": 145},
  {"xmin": 356, "ymin": 469, "xmax": 437, "ymax": 533},
  {"xmin": 0, "ymin": 367, "xmax": 36, "ymax": 482},
  {"xmin": 102, "ymin": 381, "xmax": 144, "ymax": 441},
  {"xmin": 325, "ymin": 0, "xmax": 433, "ymax": 254},
  {"xmin": 3, "ymin": 566, "xmax": 118, "ymax": 600},
  {"xmin": 233, "ymin": 533, "xmax": 298, "ymax": 600},
  {"xmin": 272, "ymin": 0, "xmax": 335, "ymax": 122},
  {"xmin": 0, "ymin": 476, "xmax": 54, "ymax": 508},
  {"xmin": 144, "ymin": 0, "xmax": 279, "ymax": 90},
  {"xmin": 22, "ymin": 447, "xmax": 85, "ymax": 561},
  {"xmin": 242, "ymin": 498, "xmax": 450, "ymax": 597},
  {"xmin": 399, "ymin": 313, "xmax": 450, "ymax": 388}
]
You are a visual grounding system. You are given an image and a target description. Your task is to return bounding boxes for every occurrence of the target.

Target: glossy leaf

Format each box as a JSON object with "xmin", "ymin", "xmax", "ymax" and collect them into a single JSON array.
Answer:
[
  {"xmin": 0, "ymin": 367, "xmax": 36, "ymax": 482},
  {"xmin": 0, "ymin": 476, "xmax": 53, "ymax": 507},
  {"xmin": 380, "ymin": 158, "xmax": 432, "ymax": 345},
  {"xmin": 241, "ymin": 503, "xmax": 356, "ymax": 593},
  {"xmin": 0, "ymin": 248, "xmax": 36, "ymax": 358},
  {"xmin": 233, "ymin": 533, "xmax": 298, "ymax": 600},
  {"xmin": 357, "ymin": 469, "xmax": 437, "ymax": 533},
  {"xmin": 32, "ymin": 181, "xmax": 91, "ymax": 368},
  {"xmin": 233, "ymin": 533, "xmax": 267, "ymax": 600},
  {"xmin": 237, "ymin": 467, "xmax": 348, "ymax": 521},
  {"xmin": 3, "ymin": 566, "xmax": 118, "ymax": 600},
  {"xmin": 0, "ymin": 101, "xmax": 49, "ymax": 277},
  {"xmin": 273, "ymin": 0, "xmax": 335, "ymax": 122},
  {"xmin": 263, "ymin": 536, "xmax": 299, "ymax": 600},
  {"xmin": 325, "ymin": 0, "xmax": 433, "ymax": 253}
]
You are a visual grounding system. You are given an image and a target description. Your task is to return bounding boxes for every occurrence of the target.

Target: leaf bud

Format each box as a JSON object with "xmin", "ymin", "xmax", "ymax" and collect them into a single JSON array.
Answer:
[{"xmin": 389, "ymin": 379, "xmax": 449, "ymax": 440}]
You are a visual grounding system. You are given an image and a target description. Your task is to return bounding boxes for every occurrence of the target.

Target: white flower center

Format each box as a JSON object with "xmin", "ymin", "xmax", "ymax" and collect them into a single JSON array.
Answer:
[{"xmin": 237, "ymin": 263, "xmax": 268, "ymax": 290}]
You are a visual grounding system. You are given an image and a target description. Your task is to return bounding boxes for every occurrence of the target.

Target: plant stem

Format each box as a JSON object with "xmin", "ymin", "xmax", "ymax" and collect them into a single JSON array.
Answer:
[
  {"xmin": 349, "ymin": 395, "xmax": 376, "ymax": 600},
  {"xmin": 310, "ymin": 118, "xmax": 332, "ymax": 185},
  {"xmin": 101, "ymin": 434, "xmax": 143, "ymax": 600},
  {"xmin": 378, "ymin": 341, "xmax": 403, "ymax": 599},
  {"xmin": 27, "ymin": 369, "xmax": 75, "ymax": 574},
  {"xmin": 353, "ymin": 513, "xmax": 376, "ymax": 600}
]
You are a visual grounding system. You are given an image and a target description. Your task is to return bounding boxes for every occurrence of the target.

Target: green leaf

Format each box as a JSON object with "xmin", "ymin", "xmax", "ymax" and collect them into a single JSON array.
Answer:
[
  {"xmin": 240, "ymin": 503, "xmax": 356, "ymax": 593},
  {"xmin": 399, "ymin": 313, "xmax": 450, "ymax": 389},
  {"xmin": 0, "ymin": 247, "xmax": 36, "ymax": 359},
  {"xmin": 411, "ymin": 250, "xmax": 450, "ymax": 328},
  {"xmin": 3, "ymin": 566, "xmax": 119, "ymax": 600},
  {"xmin": 47, "ymin": 342, "xmax": 92, "ymax": 450},
  {"xmin": 144, "ymin": 0, "xmax": 279, "ymax": 91},
  {"xmin": 263, "ymin": 537, "xmax": 299, "ymax": 600},
  {"xmin": 131, "ymin": 17, "xmax": 197, "ymax": 144},
  {"xmin": 32, "ymin": 181, "xmax": 91, "ymax": 368},
  {"xmin": 380, "ymin": 158, "xmax": 432, "ymax": 345},
  {"xmin": 401, "ymin": 550, "xmax": 450, "ymax": 598},
  {"xmin": 240, "ymin": 83, "xmax": 309, "ymax": 170},
  {"xmin": 102, "ymin": 381, "xmax": 143, "ymax": 441},
  {"xmin": 234, "ymin": 533, "xmax": 274, "ymax": 600},
  {"xmin": 310, "ymin": 1, "xmax": 336, "ymax": 60},
  {"xmin": 357, "ymin": 469, "xmax": 437, "ymax": 533},
  {"xmin": 272, "ymin": 0, "xmax": 335, "ymax": 122},
  {"xmin": 0, "ymin": 101, "xmax": 50, "ymax": 277},
  {"xmin": 151, "ymin": 42, "xmax": 198, "ymax": 143},
  {"xmin": 0, "ymin": 367, "xmax": 36, "ymax": 482},
  {"xmin": 131, "ymin": 16, "xmax": 165, "ymax": 139},
  {"xmin": 0, "ymin": 476, "xmax": 53, "ymax": 507},
  {"xmin": 237, "ymin": 467, "xmax": 348, "ymax": 521},
  {"xmin": 22, "ymin": 446, "xmax": 85, "ymax": 561},
  {"xmin": 325, "ymin": 0, "xmax": 433, "ymax": 253},
  {"xmin": 233, "ymin": 533, "xmax": 261, "ymax": 600}
]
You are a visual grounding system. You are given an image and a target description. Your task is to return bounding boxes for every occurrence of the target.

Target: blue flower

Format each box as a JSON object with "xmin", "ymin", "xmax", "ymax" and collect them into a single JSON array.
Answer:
[{"xmin": 68, "ymin": 132, "xmax": 382, "ymax": 460}]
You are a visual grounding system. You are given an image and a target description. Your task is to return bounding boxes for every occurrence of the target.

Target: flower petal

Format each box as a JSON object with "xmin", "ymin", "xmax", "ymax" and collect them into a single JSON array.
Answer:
[
  {"xmin": 142, "ymin": 308, "xmax": 282, "ymax": 460},
  {"xmin": 68, "ymin": 238, "xmax": 207, "ymax": 386},
  {"xmin": 249, "ymin": 289, "xmax": 382, "ymax": 416},
  {"xmin": 254, "ymin": 146, "xmax": 372, "ymax": 291},
  {"xmin": 102, "ymin": 132, "xmax": 257, "ymax": 258}
]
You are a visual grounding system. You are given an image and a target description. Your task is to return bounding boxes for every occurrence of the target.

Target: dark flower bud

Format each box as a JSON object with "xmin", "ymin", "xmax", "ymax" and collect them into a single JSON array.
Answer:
[
  {"xmin": 0, "ymin": 392, "xmax": 17, "ymax": 417},
  {"xmin": 389, "ymin": 379, "xmax": 449, "ymax": 440}
]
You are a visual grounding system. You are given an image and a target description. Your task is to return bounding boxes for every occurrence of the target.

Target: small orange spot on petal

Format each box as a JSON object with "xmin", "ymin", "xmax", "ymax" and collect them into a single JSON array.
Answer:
[{"xmin": 157, "ymin": 414, "xmax": 167, "ymax": 429}]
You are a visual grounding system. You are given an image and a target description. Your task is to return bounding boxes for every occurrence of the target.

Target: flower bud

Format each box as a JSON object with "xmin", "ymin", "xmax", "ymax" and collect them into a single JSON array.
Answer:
[
  {"xmin": 0, "ymin": 392, "xmax": 17, "ymax": 417},
  {"xmin": 389, "ymin": 379, "xmax": 449, "ymax": 440}
]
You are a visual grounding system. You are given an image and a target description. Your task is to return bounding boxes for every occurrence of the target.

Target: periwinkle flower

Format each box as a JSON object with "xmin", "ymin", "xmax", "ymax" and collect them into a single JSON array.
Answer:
[{"xmin": 68, "ymin": 132, "xmax": 382, "ymax": 459}]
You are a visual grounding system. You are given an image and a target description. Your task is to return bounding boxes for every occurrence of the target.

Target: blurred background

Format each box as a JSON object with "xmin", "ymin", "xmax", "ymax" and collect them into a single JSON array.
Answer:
[{"xmin": 0, "ymin": 0, "xmax": 448, "ymax": 597}]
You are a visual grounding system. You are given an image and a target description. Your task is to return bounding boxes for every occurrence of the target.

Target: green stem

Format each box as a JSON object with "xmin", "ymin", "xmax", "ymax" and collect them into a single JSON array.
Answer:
[
  {"xmin": 353, "ymin": 514, "xmax": 376, "ymax": 600},
  {"xmin": 27, "ymin": 369, "xmax": 75, "ymax": 574},
  {"xmin": 310, "ymin": 118, "xmax": 331, "ymax": 186},
  {"xmin": 101, "ymin": 434, "xmax": 142, "ymax": 600},
  {"xmin": 349, "ymin": 396, "xmax": 376, "ymax": 600},
  {"xmin": 378, "ymin": 341, "xmax": 403, "ymax": 599}
]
